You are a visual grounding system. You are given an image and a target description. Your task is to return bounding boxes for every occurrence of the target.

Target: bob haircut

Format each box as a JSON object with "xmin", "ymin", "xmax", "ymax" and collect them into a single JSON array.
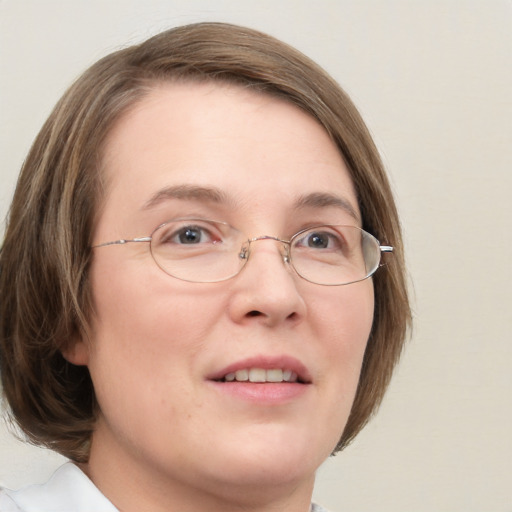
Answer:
[{"xmin": 0, "ymin": 22, "xmax": 411, "ymax": 462}]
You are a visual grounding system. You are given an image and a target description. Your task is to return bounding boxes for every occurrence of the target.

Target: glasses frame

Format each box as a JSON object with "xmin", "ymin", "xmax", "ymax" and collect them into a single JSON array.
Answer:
[{"xmin": 92, "ymin": 219, "xmax": 393, "ymax": 286}]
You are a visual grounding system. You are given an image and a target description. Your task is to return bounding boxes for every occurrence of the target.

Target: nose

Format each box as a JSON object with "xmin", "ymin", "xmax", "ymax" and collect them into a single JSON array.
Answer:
[{"xmin": 228, "ymin": 237, "xmax": 307, "ymax": 327}]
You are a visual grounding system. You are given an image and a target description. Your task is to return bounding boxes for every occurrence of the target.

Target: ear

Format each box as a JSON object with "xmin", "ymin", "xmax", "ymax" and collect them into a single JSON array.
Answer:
[{"xmin": 61, "ymin": 334, "xmax": 90, "ymax": 366}]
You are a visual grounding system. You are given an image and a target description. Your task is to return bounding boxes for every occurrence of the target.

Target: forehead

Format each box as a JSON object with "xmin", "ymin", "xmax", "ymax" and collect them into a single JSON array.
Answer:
[{"xmin": 97, "ymin": 82, "xmax": 359, "ymax": 232}]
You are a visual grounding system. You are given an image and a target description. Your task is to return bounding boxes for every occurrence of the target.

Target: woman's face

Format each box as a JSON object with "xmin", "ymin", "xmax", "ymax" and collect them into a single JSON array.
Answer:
[{"xmin": 73, "ymin": 82, "xmax": 374, "ymax": 504}]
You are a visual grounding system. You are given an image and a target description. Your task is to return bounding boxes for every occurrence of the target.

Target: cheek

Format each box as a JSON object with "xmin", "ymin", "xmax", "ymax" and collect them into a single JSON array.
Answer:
[
  {"xmin": 85, "ymin": 257, "xmax": 222, "ymax": 400},
  {"xmin": 340, "ymin": 283, "xmax": 374, "ymax": 375},
  {"xmin": 89, "ymin": 253, "xmax": 219, "ymax": 346},
  {"xmin": 312, "ymin": 281, "xmax": 374, "ymax": 399},
  {"xmin": 84, "ymin": 262, "xmax": 223, "ymax": 445},
  {"xmin": 313, "ymin": 280, "xmax": 374, "ymax": 352},
  {"xmin": 300, "ymin": 282, "xmax": 374, "ymax": 455}
]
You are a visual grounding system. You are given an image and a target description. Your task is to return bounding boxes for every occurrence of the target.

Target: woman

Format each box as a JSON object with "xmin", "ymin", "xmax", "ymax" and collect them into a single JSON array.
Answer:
[{"xmin": 0, "ymin": 22, "xmax": 410, "ymax": 512}]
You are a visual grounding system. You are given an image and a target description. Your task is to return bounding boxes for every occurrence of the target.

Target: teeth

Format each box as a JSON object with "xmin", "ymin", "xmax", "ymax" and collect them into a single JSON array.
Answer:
[
  {"xmin": 235, "ymin": 369, "xmax": 249, "ymax": 381},
  {"xmin": 282, "ymin": 369, "xmax": 292, "ymax": 381},
  {"xmin": 224, "ymin": 368, "xmax": 298, "ymax": 383},
  {"xmin": 249, "ymin": 368, "xmax": 266, "ymax": 382},
  {"xmin": 285, "ymin": 371, "xmax": 298, "ymax": 383},
  {"xmin": 266, "ymin": 369, "xmax": 283, "ymax": 382}
]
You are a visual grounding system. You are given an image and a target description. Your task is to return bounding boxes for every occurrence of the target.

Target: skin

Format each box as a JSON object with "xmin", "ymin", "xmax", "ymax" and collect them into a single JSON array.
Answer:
[{"xmin": 66, "ymin": 82, "xmax": 375, "ymax": 512}]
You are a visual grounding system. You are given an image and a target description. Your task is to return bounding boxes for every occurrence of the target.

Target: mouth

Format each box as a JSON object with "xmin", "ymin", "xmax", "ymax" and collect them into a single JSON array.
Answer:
[
  {"xmin": 218, "ymin": 368, "xmax": 304, "ymax": 383},
  {"xmin": 207, "ymin": 356, "xmax": 311, "ymax": 404},
  {"xmin": 208, "ymin": 356, "xmax": 312, "ymax": 385}
]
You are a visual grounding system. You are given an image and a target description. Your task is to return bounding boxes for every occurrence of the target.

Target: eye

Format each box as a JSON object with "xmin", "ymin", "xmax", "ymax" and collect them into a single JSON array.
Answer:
[
  {"xmin": 175, "ymin": 226, "xmax": 211, "ymax": 244},
  {"xmin": 305, "ymin": 232, "xmax": 330, "ymax": 249},
  {"xmin": 294, "ymin": 229, "xmax": 344, "ymax": 251},
  {"xmin": 158, "ymin": 221, "xmax": 222, "ymax": 246}
]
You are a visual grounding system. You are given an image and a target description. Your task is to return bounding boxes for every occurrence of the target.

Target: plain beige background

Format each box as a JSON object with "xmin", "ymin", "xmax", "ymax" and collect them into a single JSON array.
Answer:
[{"xmin": 1, "ymin": 1, "xmax": 511, "ymax": 511}]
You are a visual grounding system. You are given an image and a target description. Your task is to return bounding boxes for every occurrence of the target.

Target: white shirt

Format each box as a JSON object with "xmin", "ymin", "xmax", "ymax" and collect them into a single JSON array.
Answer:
[
  {"xmin": 0, "ymin": 463, "xmax": 116, "ymax": 512},
  {"xmin": 0, "ymin": 463, "xmax": 330, "ymax": 511}
]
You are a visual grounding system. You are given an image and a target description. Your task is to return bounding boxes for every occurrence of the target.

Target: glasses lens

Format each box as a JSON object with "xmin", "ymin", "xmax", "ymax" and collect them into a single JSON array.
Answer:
[
  {"xmin": 150, "ymin": 219, "xmax": 246, "ymax": 282},
  {"xmin": 289, "ymin": 225, "xmax": 381, "ymax": 285}
]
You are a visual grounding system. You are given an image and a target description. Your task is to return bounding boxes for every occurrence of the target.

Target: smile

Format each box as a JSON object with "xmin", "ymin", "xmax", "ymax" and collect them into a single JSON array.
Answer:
[
  {"xmin": 208, "ymin": 354, "xmax": 312, "ymax": 389},
  {"xmin": 222, "ymin": 368, "xmax": 299, "ymax": 383}
]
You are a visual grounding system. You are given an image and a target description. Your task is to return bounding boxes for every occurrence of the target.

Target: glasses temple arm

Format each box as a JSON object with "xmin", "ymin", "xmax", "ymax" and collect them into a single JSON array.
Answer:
[{"xmin": 92, "ymin": 237, "xmax": 152, "ymax": 249}]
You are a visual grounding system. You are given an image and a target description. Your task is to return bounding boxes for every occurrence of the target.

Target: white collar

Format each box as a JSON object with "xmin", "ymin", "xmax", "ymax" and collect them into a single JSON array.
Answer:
[{"xmin": 0, "ymin": 462, "xmax": 118, "ymax": 512}]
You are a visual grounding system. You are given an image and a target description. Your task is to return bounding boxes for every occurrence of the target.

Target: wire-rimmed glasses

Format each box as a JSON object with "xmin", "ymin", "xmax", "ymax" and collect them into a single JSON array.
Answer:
[{"xmin": 92, "ymin": 218, "xmax": 393, "ymax": 285}]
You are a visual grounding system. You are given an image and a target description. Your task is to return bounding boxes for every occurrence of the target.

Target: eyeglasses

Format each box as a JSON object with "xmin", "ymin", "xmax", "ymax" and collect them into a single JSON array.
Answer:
[{"xmin": 92, "ymin": 218, "xmax": 393, "ymax": 285}]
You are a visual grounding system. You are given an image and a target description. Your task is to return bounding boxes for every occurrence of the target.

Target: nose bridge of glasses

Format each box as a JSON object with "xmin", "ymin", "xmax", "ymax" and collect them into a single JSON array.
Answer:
[{"xmin": 240, "ymin": 235, "xmax": 291, "ymax": 263}]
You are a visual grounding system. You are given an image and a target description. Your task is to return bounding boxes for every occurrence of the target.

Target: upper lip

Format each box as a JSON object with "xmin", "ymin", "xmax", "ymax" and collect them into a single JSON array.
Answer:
[{"xmin": 207, "ymin": 355, "xmax": 312, "ymax": 384}]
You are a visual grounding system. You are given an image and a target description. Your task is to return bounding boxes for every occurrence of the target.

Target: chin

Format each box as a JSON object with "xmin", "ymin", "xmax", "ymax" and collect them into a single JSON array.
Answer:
[{"xmin": 202, "ymin": 424, "xmax": 335, "ymax": 489}]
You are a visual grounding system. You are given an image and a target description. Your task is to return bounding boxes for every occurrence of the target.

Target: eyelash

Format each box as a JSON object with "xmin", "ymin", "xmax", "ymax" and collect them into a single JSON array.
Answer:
[{"xmin": 159, "ymin": 222, "xmax": 223, "ymax": 245}]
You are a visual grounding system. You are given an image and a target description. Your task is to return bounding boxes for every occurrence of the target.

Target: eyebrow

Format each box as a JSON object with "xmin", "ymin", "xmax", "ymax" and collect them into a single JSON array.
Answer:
[
  {"xmin": 142, "ymin": 184, "xmax": 360, "ymax": 222},
  {"xmin": 141, "ymin": 184, "xmax": 233, "ymax": 210},
  {"xmin": 293, "ymin": 192, "xmax": 360, "ymax": 222}
]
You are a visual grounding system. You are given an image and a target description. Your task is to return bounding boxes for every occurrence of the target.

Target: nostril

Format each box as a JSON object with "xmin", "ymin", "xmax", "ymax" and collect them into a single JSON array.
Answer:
[{"xmin": 246, "ymin": 310, "xmax": 297, "ymax": 321}]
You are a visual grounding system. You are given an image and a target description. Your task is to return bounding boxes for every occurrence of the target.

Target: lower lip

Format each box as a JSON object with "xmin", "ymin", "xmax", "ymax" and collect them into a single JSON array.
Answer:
[{"xmin": 208, "ymin": 381, "xmax": 309, "ymax": 404}]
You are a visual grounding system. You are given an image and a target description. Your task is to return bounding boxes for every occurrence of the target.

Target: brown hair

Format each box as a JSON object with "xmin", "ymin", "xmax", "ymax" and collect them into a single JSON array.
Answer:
[{"xmin": 0, "ymin": 22, "xmax": 411, "ymax": 462}]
